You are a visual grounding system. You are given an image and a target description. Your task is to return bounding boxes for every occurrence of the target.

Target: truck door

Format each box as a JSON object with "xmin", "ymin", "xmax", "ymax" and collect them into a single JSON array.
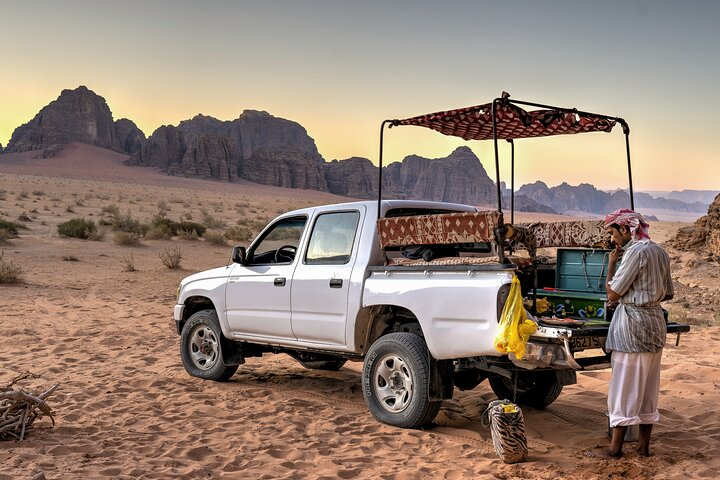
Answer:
[
  {"xmin": 291, "ymin": 209, "xmax": 363, "ymax": 346},
  {"xmin": 225, "ymin": 215, "xmax": 307, "ymax": 341}
]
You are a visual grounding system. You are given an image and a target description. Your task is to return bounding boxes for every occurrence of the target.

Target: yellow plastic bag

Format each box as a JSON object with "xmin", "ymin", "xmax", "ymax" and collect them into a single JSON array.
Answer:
[{"xmin": 495, "ymin": 276, "xmax": 537, "ymax": 359}]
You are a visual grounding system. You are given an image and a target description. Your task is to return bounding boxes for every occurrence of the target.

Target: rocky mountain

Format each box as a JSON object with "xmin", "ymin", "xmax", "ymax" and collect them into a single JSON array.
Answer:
[
  {"xmin": 129, "ymin": 110, "xmax": 328, "ymax": 189},
  {"xmin": 518, "ymin": 181, "xmax": 709, "ymax": 215},
  {"xmin": 671, "ymin": 193, "xmax": 720, "ymax": 258},
  {"xmin": 2, "ymin": 86, "xmax": 144, "ymax": 155},
  {"xmin": 2, "ymin": 86, "xmax": 708, "ymax": 215},
  {"xmin": 646, "ymin": 190, "xmax": 720, "ymax": 205}
]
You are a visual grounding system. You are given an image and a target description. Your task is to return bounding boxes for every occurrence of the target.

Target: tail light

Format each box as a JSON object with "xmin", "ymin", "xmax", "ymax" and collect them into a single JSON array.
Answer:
[{"xmin": 496, "ymin": 283, "xmax": 511, "ymax": 322}]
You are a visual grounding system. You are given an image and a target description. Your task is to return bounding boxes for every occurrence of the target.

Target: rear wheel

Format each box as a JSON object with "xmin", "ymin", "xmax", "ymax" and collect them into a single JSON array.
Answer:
[
  {"xmin": 488, "ymin": 370, "xmax": 563, "ymax": 409},
  {"xmin": 362, "ymin": 333, "xmax": 441, "ymax": 428},
  {"xmin": 180, "ymin": 310, "xmax": 238, "ymax": 381}
]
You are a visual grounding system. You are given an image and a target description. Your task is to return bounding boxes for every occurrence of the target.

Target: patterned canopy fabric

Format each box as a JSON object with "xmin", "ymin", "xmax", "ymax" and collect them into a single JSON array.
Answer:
[{"xmin": 390, "ymin": 95, "xmax": 617, "ymax": 141}]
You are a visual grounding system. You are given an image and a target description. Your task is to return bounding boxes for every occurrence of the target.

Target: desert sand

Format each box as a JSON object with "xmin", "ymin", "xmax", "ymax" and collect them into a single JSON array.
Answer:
[{"xmin": 1, "ymin": 144, "xmax": 718, "ymax": 479}]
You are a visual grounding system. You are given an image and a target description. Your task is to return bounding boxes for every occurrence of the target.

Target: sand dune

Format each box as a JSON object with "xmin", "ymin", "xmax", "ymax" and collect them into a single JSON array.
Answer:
[{"xmin": 0, "ymin": 144, "xmax": 717, "ymax": 479}]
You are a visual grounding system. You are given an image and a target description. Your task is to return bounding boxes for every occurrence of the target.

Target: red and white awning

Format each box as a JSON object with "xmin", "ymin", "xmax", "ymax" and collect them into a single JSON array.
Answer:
[{"xmin": 390, "ymin": 93, "xmax": 617, "ymax": 141}]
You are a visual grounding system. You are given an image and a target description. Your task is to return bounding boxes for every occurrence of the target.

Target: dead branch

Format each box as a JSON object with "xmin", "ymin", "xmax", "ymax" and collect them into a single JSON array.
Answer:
[{"xmin": 0, "ymin": 372, "xmax": 58, "ymax": 441}]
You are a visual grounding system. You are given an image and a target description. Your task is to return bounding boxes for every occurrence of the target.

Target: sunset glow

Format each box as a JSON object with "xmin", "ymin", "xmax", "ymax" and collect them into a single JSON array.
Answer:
[{"xmin": 1, "ymin": 0, "xmax": 718, "ymax": 191}]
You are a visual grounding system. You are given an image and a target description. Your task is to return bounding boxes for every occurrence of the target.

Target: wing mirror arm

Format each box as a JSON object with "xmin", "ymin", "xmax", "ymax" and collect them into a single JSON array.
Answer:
[{"xmin": 231, "ymin": 246, "xmax": 246, "ymax": 265}]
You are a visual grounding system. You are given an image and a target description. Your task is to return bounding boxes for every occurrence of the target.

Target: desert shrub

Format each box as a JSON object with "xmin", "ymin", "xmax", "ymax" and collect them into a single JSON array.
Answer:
[
  {"xmin": 177, "ymin": 221, "xmax": 206, "ymax": 237},
  {"xmin": 160, "ymin": 246, "xmax": 183, "ymax": 269},
  {"xmin": 32, "ymin": 190, "xmax": 45, "ymax": 196},
  {"xmin": 114, "ymin": 232, "xmax": 142, "ymax": 246},
  {"xmin": 0, "ymin": 251, "xmax": 23, "ymax": 284},
  {"xmin": 150, "ymin": 214, "xmax": 206, "ymax": 238},
  {"xmin": 201, "ymin": 212, "xmax": 225, "ymax": 229},
  {"xmin": 145, "ymin": 223, "xmax": 172, "ymax": 240},
  {"xmin": 65, "ymin": 205, "xmax": 75, "ymax": 213},
  {"xmin": 57, "ymin": 218, "xmax": 97, "ymax": 239},
  {"xmin": 17, "ymin": 212, "xmax": 32, "ymax": 222},
  {"xmin": 668, "ymin": 305, "xmax": 689, "ymax": 324},
  {"xmin": 225, "ymin": 226, "xmax": 253, "ymax": 242},
  {"xmin": 157, "ymin": 200, "xmax": 170, "ymax": 211},
  {"xmin": 0, "ymin": 220, "xmax": 24, "ymax": 237},
  {"xmin": 62, "ymin": 255, "xmax": 79, "ymax": 261},
  {"xmin": 0, "ymin": 230, "xmax": 10, "ymax": 244},
  {"xmin": 204, "ymin": 231, "xmax": 227, "ymax": 246},
  {"xmin": 177, "ymin": 229, "xmax": 200, "ymax": 241},
  {"xmin": 121, "ymin": 253, "xmax": 136, "ymax": 272}
]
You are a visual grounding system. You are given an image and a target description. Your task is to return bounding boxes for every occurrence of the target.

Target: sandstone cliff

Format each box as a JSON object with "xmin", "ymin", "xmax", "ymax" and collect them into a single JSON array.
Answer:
[
  {"xmin": 381, "ymin": 146, "xmax": 497, "ymax": 205},
  {"xmin": 671, "ymin": 193, "xmax": 720, "ymax": 259},
  {"xmin": 324, "ymin": 157, "xmax": 379, "ymax": 198},
  {"xmin": 4, "ymin": 86, "xmax": 121, "ymax": 154},
  {"xmin": 114, "ymin": 118, "xmax": 146, "ymax": 155}
]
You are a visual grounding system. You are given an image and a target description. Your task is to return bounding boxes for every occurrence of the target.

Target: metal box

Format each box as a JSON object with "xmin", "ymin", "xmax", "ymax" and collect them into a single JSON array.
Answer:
[{"xmin": 555, "ymin": 248, "xmax": 613, "ymax": 293}]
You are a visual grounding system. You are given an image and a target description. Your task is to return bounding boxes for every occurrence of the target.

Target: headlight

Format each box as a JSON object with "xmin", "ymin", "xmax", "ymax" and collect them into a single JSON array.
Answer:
[{"xmin": 176, "ymin": 284, "xmax": 182, "ymax": 302}]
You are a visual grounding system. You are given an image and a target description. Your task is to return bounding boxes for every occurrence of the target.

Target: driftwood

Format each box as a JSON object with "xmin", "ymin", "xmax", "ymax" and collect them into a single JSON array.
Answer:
[{"xmin": 0, "ymin": 372, "xmax": 58, "ymax": 441}]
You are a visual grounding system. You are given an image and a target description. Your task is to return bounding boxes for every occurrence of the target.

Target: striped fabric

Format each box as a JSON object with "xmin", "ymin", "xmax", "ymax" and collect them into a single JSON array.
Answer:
[{"xmin": 606, "ymin": 240, "xmax": 673, "ymax": 353}]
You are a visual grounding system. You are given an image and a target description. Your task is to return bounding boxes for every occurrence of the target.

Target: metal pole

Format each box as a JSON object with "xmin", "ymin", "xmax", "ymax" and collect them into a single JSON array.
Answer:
[
  {"xmin": 377, "ymin": 120, "xmax": 392, "ymax": 219},
  {"xmin": 620, "ymin": 120, "xmax": 634, "ymax": 210},
  {"xmin": 492, "ymin": 99, "xmax": 506, "ymax": 265},
  {"xmin": 492, "ymin": 100, "xmax": 503, "ymax": 213},
  {"xmin": 508, "ymin": 139, "xmax": 515, "ymax": 224}
]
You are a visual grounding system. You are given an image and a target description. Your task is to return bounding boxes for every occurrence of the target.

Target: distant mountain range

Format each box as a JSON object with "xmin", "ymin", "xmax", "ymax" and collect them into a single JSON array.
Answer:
[{"xmin": 1, "ymin": 86, "xmax": 717, "ymax": 217}]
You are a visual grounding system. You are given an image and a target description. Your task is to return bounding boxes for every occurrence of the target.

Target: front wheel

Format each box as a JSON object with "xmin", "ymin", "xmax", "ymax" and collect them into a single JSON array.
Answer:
[
  {"xmin": 180, "ymin": 310, "xmax": 238, "ymax": 381},
  {"xmin": 488, "ymin": 370, "xmax": 563, "ymax": 409},
  {"xmin": 362, "ymin": 333, "xmax": 441, "ymax": 428}
]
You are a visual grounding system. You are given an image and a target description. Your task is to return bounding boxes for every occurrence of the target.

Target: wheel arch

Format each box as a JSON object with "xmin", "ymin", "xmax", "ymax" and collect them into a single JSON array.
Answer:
[
  {"xmin": 354, "ymin": 304, "xmax": 424, "ymax": 355},
  {"xmin": 177, "ymin": 295, "xmax": 217, "ymax": 335}
]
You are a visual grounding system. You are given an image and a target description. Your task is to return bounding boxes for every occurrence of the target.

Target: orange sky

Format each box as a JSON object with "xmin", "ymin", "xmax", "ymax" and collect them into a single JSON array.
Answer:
[{"xmin": 1, "ymin": 1, "xmax": 718, "ymax": 192}]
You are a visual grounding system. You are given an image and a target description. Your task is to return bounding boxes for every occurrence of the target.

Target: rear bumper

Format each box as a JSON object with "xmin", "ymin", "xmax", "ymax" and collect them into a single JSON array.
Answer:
[{"xmin": 517, "ymin": 322, "xmax": 691, "ymax": 371}]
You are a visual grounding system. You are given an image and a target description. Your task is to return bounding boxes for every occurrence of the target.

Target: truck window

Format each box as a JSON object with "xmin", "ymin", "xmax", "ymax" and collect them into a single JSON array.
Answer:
[
  {"xmin": 247, "ymin": 215, "xmax": 307, "ymax": 264},
  {"xmin": 305, "ymin": 211, "xmax": 360, "ymax": 265}
]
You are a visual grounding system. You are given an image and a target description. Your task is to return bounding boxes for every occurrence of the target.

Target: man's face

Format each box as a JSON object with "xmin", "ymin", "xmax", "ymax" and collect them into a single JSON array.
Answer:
[{"xmin": 607, "ymin": 225, "xmax": 631, "ymax": 247}]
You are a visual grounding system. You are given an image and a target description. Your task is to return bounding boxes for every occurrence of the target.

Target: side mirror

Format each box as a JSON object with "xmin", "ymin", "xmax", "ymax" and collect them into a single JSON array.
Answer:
[{"xmin": 231, "ymin": 246, "xmax": 246, "ymax": 265}]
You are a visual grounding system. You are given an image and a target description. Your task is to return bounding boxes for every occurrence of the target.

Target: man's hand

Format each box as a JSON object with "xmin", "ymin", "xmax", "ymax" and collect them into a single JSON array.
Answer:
[{"xmin": 609, "ymin": 243, "xmax": 622, "ymax": 265}]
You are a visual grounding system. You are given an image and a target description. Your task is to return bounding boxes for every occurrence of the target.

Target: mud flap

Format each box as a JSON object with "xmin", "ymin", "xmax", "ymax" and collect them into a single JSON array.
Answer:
[
  {"xmin": 556, "ymin": 369, "xmax": 577, "ymax": 386},
  {"xmin": 221, "ymin": 337, "xmax": 245, "ymax": 366},
  {"xmin": 429, "ymin": 355, "xmax": 454, "ymax": 401}
]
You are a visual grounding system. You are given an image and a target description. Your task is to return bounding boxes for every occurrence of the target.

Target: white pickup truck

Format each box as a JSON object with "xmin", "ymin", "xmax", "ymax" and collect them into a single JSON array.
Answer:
[{"xmin": 174, "ymin": 199, "xmax": 659, "ymax": 428}]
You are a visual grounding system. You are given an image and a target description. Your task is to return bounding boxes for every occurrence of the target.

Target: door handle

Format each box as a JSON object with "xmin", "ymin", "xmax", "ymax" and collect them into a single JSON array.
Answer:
[
  {"xmin": 274, "ymin": 277, "xmax": 286, "ymax": 287},
  {"xmin": 329, "ymin": 278, "xmax": 343, "ymax": 289}
]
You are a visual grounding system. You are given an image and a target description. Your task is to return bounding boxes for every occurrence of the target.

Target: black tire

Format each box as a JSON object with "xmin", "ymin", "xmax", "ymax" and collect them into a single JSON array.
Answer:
[
  {"xmin": 362, "ymin": 332, "xmax": 442, "ymax": 428},
  {"xmin": 488, "ymin": 370, "xmax": 563, "ymax": 409},
  {"xmin": 180, "ymin": 310, "xmax": 239, "ymax": 382},
  {"xmin": 299, "ymin": 359, "xmax": 348, "ymax": 371}
]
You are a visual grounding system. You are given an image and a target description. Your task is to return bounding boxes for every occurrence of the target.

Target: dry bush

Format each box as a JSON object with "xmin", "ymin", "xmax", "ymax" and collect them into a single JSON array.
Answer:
[
  {"xmin": 0, "ymin": 372, "xmax": 57, "ymax": 441},
  {"xmin": 201, "ymin": 210, "xmax": 225, "ymax": 229},
  {"xmin": 17, "ymin": 212, "xmax": 32, "ymax": 222},
  {"xmin": 0, "ymin": 251, "xmax": 23, "ymax": 284},
  {"xmin": 204, "ymin": 231, "xmax": 227, "ymax": 246},
  {"xmin": 160, "ymin": 246, "xmax": 183, "ymax": 269},
  {"xmin": 0, "ymin": 219, "xmax": 25, "ymax": 237},
  {"xmin": 667, "ymin": 305, "xmax": 688, "ymax": 324},
  {"xmin": 113, "ymin": 232, "xmax": 142, "ymax": 247},
  {"xmin": 225, "ymin": 226, "xmax": 253, "ymax": 242},
  {"xmin": 0, "ymin": 230, "xmax": 10, "ymax": 245},
  {"xmin": 177, "ymin": 229, "xmax": 200, "ymax": 241},
  {"xmin": 121, "ymin": 253, "xmax": 137, "ymax": 272},
  {"xmin": 57, "ymin": 218, "xmax": 97, "ymax": 240},
  {"xmin": 62, "ymin": 255, "xmax": 79, "ymax": 262}
]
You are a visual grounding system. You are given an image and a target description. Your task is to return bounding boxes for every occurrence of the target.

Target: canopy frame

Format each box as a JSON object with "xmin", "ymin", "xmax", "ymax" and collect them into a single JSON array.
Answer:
[{"xmin": 377, "ymin": 94, "xmax": 633, "ymax": 220}]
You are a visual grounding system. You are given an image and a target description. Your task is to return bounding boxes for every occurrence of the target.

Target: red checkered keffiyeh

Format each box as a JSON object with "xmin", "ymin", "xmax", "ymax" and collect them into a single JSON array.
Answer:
[{"xmin": 604, "ymin": 209, "xmax": 651, "ymax": 240}]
